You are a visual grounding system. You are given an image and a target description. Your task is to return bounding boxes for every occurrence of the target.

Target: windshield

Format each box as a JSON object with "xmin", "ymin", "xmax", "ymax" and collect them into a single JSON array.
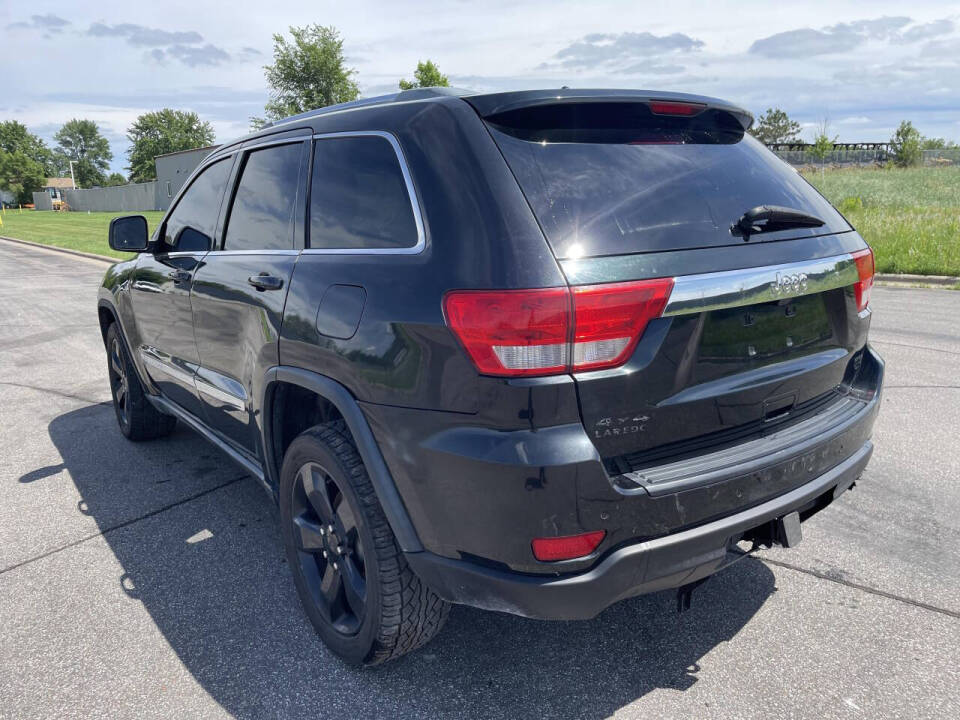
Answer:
[{"xmin": 488, "ymin": 127, "xmax": 850, "ymax": 259}]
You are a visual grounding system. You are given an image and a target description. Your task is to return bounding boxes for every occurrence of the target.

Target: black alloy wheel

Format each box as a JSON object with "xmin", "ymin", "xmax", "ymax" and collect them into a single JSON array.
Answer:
[{"xmin": 289, "ymin": 460, "xmax": 368, "ymax": 635}]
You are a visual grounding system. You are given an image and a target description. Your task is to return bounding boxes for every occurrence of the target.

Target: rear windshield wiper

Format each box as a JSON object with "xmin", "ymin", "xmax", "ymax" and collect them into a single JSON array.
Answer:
[{"xmin": 731, "ymin": 205, "xmax": 824, "ymax": 240}]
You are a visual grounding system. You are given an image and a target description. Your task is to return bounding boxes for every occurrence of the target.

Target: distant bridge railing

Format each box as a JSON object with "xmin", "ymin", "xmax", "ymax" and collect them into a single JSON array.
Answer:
[{"xmin": 770, "ymin": 145, "xmax": 960, "ymax": 167}]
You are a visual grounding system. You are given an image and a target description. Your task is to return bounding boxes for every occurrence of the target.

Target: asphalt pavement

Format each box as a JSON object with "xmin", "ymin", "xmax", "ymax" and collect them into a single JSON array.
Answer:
[{"xmin": 1, "ymin": 239, "xmax": 958, "ymax": 719}]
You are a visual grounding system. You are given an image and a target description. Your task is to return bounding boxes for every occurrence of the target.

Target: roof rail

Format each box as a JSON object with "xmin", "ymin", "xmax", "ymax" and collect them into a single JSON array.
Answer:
[{"xmin": 260, "ymin": 86, "xmax": 474, "ymax": 129}]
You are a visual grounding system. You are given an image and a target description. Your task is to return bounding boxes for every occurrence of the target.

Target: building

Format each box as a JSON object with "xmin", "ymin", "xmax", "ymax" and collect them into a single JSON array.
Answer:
[
  {"xmin": 31, "ymin": 145, "xmax": 219, "ymax": 212},
  {"xmin": 154, "ymin": 145, "xmax": 218, "ymax": 211},
  {"xmin": 42, "ymin": 178, "xmax": 75, "ymax": 209}
]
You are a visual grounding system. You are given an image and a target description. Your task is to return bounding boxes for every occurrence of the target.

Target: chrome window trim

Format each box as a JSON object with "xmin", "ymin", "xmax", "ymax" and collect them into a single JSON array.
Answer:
[
  {"xmin": 204, "ymin": 249, "xmax": 301, "ymax": 256},
  {"xmin": 662, "ymin": 253, "xmax": 859, "ymax": 317},
  {"xmin": 302, "ymin": 130, "xmax": 426, "ymax": 256}
]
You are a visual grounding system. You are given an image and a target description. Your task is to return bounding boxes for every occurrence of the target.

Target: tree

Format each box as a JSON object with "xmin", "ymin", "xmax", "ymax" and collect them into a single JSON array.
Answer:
[
  {"xmin": 399, "ymin": 60, "xmax": 449, "ymax": 90},
  {"xmin": 920, "ymin": 136, "xmax": 957, "ymax": 150},
  {"xmin": 54, "ymin": 119, "xmax": 112, "ymax": 187},
  {"xmin": 254, "ymin": 25, "xmax": 360, "ymax": 128},
  {"xmin": 808, "ymin": 118, "xmax": 837, "ymax": 182},
  {"xmin": 126, "ymin": 109, "xmax": 215, "ymax": 182},
  {"xmin": 889, "ymin": 120, "xmax": 923, "ymax": 168},
  {"xmin": 0, "ymin": 120, "xmax": 56, "ymax": 175},
  {"xmin": 749, "ymin": 108, "xmax": 802, "ymax": 145},
  {"xmin": 0, "ymin": 150, "xmax": 46, "ymax": 204},
  {"xmin": 104, "ymin": 172, "xmax": 128, "ymax": 186}
]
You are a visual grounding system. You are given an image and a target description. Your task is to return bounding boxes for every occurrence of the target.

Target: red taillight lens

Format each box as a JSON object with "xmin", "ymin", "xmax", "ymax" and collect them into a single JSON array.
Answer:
[
  {"xmin": 851, "ymin": 248, "xmax": 874, "ymax": 312},
  {"xmin": 445, "ymin": 278, "xmax": 674, "ymax": 377},
  {"xmin": 532, "ymin": 530, "xmax": 606, "ymax": 562},
  {"xmin": 571, "ymin": 278, "xmax": 674, "ymax": 371},
  {"xmin": 648, "ymin": 101, "xmax": 706, "ymax": 116},
  {"xmin": 443, "ymin": 288, "xmax": 570, "ymax": 376}
]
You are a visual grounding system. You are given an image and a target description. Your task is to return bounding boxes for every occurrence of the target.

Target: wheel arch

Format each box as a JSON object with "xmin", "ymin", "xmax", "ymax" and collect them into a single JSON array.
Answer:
[
  {"xmin": 97, "ymin": 298, "xmax": 154, "ymax": 393},
  {"xmin": 260, "ymin": 366, "xmax": 423, "ymax": 553}
]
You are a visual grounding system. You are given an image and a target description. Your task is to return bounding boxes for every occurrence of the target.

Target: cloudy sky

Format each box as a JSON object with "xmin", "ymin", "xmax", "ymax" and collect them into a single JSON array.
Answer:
[{"xmin": 2, "ymin": 1, "xmax": 958, "ymax": 174}]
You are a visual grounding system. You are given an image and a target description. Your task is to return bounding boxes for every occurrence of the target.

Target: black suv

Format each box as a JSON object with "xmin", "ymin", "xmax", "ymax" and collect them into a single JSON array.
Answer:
[{"xmin": 98, "ymin": 88, "xmax": 883, "ymax": 665}]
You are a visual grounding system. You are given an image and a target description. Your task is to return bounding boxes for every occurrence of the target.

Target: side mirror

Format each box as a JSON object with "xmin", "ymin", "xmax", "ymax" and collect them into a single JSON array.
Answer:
[{"xmin": 109, "ymin": 215, "xmax": 149, "ymax": 252}]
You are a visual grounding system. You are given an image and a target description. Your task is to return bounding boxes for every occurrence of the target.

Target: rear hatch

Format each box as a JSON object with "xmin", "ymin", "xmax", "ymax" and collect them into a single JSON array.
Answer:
[{"xmin": 469, "ymin": 91, "xmax": 875, "ymax": 486}]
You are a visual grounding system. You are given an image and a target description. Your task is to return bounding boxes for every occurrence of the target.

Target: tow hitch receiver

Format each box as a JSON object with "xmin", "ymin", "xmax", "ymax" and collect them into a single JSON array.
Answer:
[
  {"xmin": 744, "ymin": 510, "xmax": 804, "ymax": 551},
  {"xmin": 676, "ymin": 577, "xmax": 711, "ymax": 613},
  {"xmin": 778, "ymin": 511, "xmax": 802, "ymax": 548}
]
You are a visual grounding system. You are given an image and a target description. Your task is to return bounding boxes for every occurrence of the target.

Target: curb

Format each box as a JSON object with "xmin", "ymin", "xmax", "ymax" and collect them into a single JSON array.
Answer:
[
  {"xmin": 0, "ymin": 235, "xmax": 117, "ymax": 264},
  {"xmin": 875, "ymin": 273, "xmax": 958, "ymax": 287}
]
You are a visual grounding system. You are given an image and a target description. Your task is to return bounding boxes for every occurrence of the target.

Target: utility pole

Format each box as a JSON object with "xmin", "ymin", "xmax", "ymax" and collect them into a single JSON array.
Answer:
[{"xmin": 68, "ymin": 161, "xmax": 77, "ymax": 189}]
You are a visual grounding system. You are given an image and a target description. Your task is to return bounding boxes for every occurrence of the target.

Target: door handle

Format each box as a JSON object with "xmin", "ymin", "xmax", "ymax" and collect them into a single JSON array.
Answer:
[
  {"xmin": 167, "ymin": 269, "xmax": 192, "ymax": 283},
  {"xmin": 247, "ymin": 273, "xmax": 284, "ymax": 291}
]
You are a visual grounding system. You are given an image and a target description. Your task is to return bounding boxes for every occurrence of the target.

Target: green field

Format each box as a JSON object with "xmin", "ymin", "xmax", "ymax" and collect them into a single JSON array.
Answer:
[
  {"xmin": 1, "ymin": 165, "xmax": 958, "ymax": 275},
  {"xmin": 803, "ymin": 165, "xmax": 960, "ymax": 276},
  {"xmin": 0, "ymin": 210, "xmax": 164, "ymax": 260}
]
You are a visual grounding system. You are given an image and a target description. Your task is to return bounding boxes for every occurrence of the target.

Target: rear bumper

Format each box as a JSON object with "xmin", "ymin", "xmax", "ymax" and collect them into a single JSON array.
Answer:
[{"xmin": 406, "ymin": 440, "xmax": 871, "ymax": 620}]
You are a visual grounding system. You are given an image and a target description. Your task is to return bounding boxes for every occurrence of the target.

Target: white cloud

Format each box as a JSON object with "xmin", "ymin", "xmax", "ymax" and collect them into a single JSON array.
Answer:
[{"xmin": 2, "ymin": 0, "xmax": 958, "ymax": 173}]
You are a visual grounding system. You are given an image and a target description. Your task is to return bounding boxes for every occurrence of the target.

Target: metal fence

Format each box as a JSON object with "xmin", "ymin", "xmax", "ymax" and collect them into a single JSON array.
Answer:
[
  {"xmin": 773, "ymin": 148, "xmax": 960, "ymax": 167},
  {"xmin": 33, "ymin": 181, "xmax": 160, "ymax": 213}
]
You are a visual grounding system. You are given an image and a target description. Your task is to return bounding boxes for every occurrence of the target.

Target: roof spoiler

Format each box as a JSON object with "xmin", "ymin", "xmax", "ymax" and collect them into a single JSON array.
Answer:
[{"xmin": 463, "ymin": 89, "xmax": 754, "ymax": 132}]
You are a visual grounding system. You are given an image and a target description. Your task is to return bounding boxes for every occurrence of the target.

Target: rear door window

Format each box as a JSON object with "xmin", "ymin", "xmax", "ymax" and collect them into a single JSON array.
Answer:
[
  {"xmin": 309, "ymin": 135, "xmax": 419, "ymax": 250},
  {"xmin": 223, "ymin": 142, "xmax": 305, "ymax": 251},
  {"xmin": 486, "ymin": 102, "xmax": 850, "ymax": 259}
]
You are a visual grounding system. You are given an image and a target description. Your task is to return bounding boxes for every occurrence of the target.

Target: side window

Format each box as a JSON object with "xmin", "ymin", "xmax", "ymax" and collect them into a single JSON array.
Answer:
[
  {"xmin": 223, "ymin": 142, "xmax": 304, "ymax": 251},
  {"xmin": 164, "ymin": 158, "xmax": 231, "ymax": 252},
  {"xmin": 310, "ymin": 135, "xmax": 419, "ymax": 250}
]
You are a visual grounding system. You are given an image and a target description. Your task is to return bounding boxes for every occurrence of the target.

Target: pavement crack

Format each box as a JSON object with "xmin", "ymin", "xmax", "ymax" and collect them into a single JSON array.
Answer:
[
  {"xmin": 0, "ymin": 474, "xmax": 250, "ymax": 575},
  {"xmin": 760, "ymin": 557, "xmax": 960, "ymax": 620},
  {"xmin": 870, "ymin": 339, "xmax": 960, "ymax": 357},
  {"xmin": 0, "ymin": 381, "xmax": 107, "ymax": 405}
]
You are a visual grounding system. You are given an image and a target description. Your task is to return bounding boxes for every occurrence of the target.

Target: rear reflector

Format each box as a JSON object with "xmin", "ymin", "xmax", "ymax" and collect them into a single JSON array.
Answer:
[
  {"xmin": 648, "ymin": 101, "xmax": 706, "ymax": 116},
  {"xmin": 532, "ymin": 530, "xmax": 606, "ymax": 562},
  {"xmin": 444, "ymin": 278, "xmax": 674, "ymax": 377},
  {"xmin": 851, "ymin": 247, "xmax": 874, "ymax": 312}
]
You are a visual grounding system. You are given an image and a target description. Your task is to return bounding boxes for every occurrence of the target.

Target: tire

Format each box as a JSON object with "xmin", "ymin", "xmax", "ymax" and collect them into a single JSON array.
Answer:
[
  {"xmin": 105, "ymin": 322, "xmax": 176, "ymax": 441},
  {"xmin": 279, "ymin": 421, "xmax": 449, "ymax": 666}
]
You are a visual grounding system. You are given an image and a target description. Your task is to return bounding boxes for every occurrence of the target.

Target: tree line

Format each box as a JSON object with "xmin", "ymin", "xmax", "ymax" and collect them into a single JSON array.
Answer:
[
  {"xmin": 0, "ymin": 111, "xmax": 215, "ymax": 204},
  {"xmin": 749, "ymin": 108, "xmax": 956, "ymax": 167},
  {"xmin": 1, "ymin": 22, "xmax": 953, "ymax": 205},
  {"xmin": 0, "ymin": 24, "xmax": 445, "ymax": 205}
]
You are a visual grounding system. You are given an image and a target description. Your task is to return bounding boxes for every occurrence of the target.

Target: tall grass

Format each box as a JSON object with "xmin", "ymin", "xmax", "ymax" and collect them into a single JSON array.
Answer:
[{"xmin": 803, "ymin": 166, "xmax": 960, "ymax": 276}]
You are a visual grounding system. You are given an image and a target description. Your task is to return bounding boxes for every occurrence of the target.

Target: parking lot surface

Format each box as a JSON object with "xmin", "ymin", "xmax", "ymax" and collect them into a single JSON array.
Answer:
[{"xmin": 1, "ymin": 240, "xmax": 958, "ymax": 719}]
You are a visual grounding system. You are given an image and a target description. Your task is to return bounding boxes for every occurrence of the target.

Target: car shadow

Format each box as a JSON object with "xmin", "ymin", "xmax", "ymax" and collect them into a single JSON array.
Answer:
[{"xmin": 46, "ymin": 402, "xmax": 776, "ymax": 719}]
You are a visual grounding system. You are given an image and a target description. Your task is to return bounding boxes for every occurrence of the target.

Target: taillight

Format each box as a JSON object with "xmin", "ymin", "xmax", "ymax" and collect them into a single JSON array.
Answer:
[
  {"xmin": 648, "ymin": 100, "xmax": 706, "ymax": 116},
  {"xmin": 532, "ymin": 530, "xmax": 606, "ymax": 562},
  {"xmin": 444, "ymin": 278, "xmax": 674, "ymax": 377},
  {"xmin": 851, "ymin": 247, "xmax": 874, "ymax": 312},
  {"xmin": 442, "ymin": 288, "xmax": 570, "ymax": 376},
  {"xmin": 571, "ymin": 279, "xmax": 674, "ymax": 371}
]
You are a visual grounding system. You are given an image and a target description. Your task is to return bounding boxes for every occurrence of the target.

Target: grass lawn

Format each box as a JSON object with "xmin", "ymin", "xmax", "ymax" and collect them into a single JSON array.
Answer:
[
  {"xmin": 1, "ymin": 165, "xmax": 958, "ymax": 275},
  {"xmin": 803, "ymin": 165, "xmax": 960, "ymax": 276},
  {"xmin": 0, "ymin": 210, "xmax": 164, "ymax": 260}
]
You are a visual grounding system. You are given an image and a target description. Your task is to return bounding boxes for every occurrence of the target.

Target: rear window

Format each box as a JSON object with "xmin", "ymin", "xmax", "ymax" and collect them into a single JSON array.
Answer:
[
  {"xmin": 309, "ymin": 135, "xmax": 419, "ymax": 250},
  {"xmin": 486, "ymin": 103, "xmax": 850, "ymax": 258}
]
